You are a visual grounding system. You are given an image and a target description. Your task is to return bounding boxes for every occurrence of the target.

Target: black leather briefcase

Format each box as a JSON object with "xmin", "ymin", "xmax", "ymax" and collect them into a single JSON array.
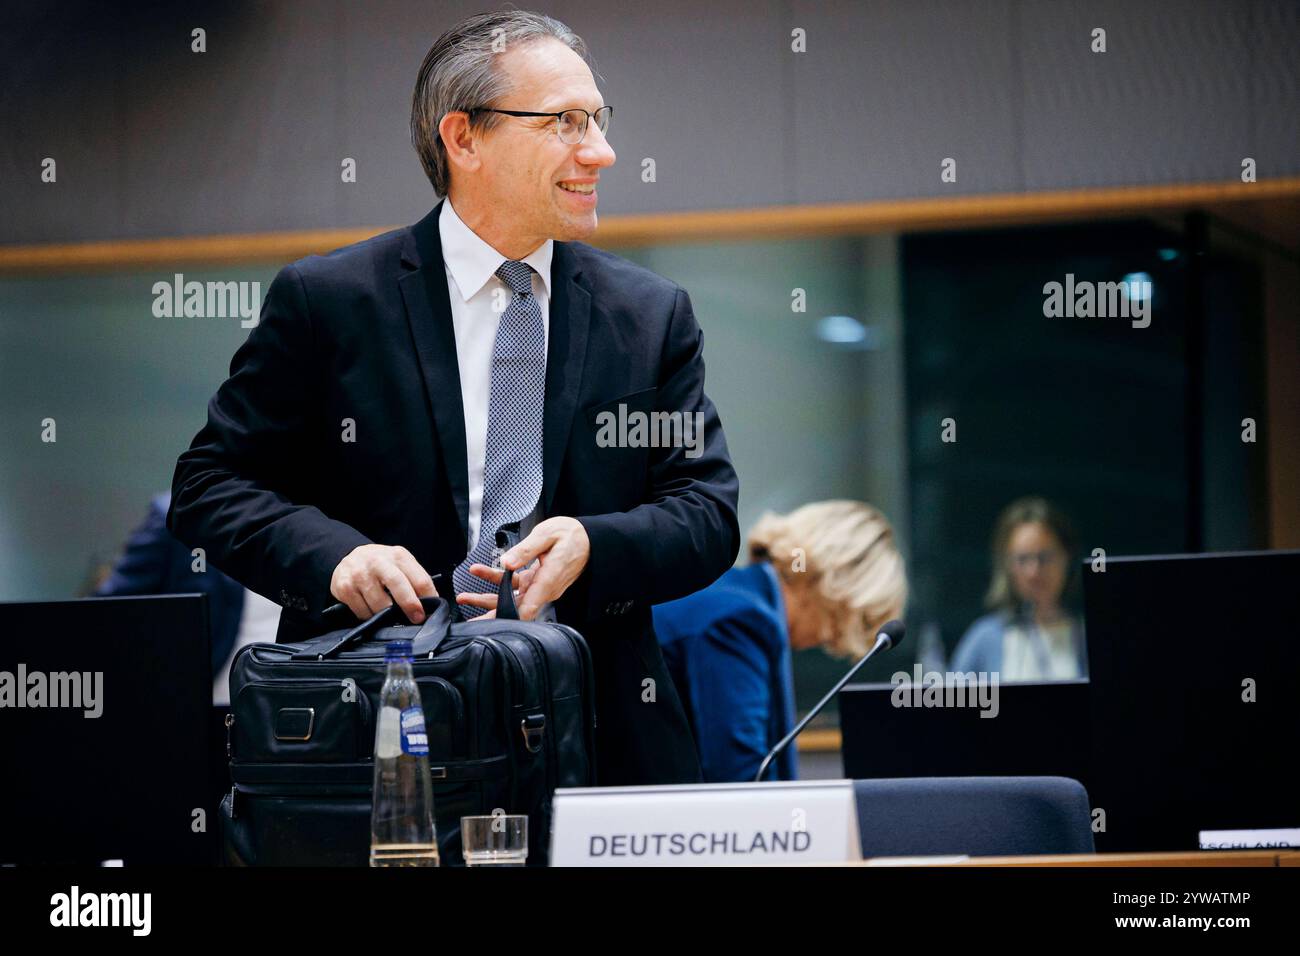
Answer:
[{"xmin": 219, "ymin": 555, "xmax": 596, "ymax": 867}]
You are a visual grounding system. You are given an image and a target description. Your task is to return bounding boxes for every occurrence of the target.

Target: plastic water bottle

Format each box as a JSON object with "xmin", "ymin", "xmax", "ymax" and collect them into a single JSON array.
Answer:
[{"xmin": 370, "ymin": 639, "xmax": 440, "ymax": 866}]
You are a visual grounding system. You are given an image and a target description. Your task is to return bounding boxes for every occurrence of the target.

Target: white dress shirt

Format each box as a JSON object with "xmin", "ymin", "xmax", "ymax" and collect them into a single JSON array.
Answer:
[
  {"xmin": 438, "ymin": 198, "xmax": 553, "ymax": 565},
  {"xmin": 1000, "ymin": 618, "xmax": 1081, "ymax": 681}
]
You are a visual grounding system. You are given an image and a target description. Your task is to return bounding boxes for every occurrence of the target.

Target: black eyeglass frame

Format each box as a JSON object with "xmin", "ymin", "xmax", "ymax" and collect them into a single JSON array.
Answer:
[{"xmin": 465, "ymin": 106, "xmax": 613, "ymax": 143}]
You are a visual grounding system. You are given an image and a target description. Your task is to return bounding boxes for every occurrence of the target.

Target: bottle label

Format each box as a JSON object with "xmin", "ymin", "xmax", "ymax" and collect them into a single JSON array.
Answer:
[
  {"xmin": 376, "ymin": 706, "xmax": 401, "ymax": 759},
  {"xmin": 400, "ymin": 706, "xmax": 429, "ymax": 756}
]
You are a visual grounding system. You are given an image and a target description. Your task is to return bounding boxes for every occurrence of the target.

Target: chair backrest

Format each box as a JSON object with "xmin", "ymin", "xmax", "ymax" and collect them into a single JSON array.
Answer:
[{"xmin": 854, "ymin": 776, "xmax": 1095, "ymax": 858}]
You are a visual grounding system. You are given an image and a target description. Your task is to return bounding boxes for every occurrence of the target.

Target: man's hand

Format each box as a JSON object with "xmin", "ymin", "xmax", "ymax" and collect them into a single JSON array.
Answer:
[
  {"xmin": 330, "ymin": 544, "xmax": 438, "ymax": 623},
  {"xmin": 458, "ymin": 516, "xmax": 590, "ymax": 621}
]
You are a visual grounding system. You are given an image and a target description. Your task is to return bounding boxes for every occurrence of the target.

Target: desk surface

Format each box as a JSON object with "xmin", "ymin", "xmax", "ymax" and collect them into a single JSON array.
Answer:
[{"xmin": 796, "ymin": 728, "xmax": 841, "ymax": 752}]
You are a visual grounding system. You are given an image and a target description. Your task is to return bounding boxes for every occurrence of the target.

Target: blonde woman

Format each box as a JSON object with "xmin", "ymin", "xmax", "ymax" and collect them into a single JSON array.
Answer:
[
  {"xmin": 652, "ymin": 501, "xmax": 907, "ymax": 782},
  {"xmin": 951, "ymin": 497, "xmax": 1086, "ymax": 681}
]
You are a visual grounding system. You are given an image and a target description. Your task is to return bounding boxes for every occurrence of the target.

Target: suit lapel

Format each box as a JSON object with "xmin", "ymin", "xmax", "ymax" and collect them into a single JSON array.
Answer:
[
  {"xmin": 398, "ymin": 200, "xmax": 470, "ymax": 546},
  {"xmin": 543, "ymin": 241, "xmax": 591, "ymax": 514}
]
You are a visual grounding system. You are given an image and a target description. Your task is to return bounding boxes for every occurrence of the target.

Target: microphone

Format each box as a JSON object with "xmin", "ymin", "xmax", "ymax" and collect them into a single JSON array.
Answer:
[{"xmin": 752, "ymin": 619, "xmax": 906, "ymax": 783}]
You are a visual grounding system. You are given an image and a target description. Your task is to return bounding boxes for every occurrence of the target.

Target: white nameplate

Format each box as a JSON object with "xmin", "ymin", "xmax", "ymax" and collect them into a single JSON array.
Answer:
[
  {"xmin": 1198, "ymin": 827, "xmax": 1300, "ymax": 849},
  {"xmin": 549, "ymin": 779, "xmax": 860, "ymax": 866}
]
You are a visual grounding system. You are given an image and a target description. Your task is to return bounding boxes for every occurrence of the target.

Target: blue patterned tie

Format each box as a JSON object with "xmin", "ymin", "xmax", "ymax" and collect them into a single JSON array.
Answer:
[{"xmin": 453, "ymin": 260, "xmax": 546, "ymax": 617}]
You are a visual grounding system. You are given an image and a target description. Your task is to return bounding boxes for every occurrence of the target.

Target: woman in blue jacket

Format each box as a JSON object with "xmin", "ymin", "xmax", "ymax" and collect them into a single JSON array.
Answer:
[{"xmin": 653, "ymin": 501, "xmax": 907, "ymax": 782}]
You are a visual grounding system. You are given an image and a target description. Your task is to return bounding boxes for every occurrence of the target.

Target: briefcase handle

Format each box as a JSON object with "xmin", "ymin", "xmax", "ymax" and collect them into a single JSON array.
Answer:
[
  {"xmin": 293, "ymin": 596, "xmax": 452, "ymax": 661},
  {"xmin": 494, "ymin": 525, "xmax": 522, "ymax": 622},
  {"xmin": 319, "ymin": 571, "xmax": 461, "ymax": 630},
  {"xmin": 316, "ymin": 526, "xmax": 525, "ymax": 632}
]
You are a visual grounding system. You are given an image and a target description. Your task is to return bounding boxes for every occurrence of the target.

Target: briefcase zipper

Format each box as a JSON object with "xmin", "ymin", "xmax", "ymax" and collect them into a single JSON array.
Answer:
[
  {"xmin": 230, "ymin": 753, "xmax": 511, "ymax": 787},
  {"xmin": 247, "ymin": 641, "xmax": 474, "ymax": 669}
]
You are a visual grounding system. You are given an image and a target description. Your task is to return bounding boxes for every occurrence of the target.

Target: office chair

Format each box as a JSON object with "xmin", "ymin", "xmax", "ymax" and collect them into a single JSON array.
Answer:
[{"xmin": 854, "ymin": 776, "xmax": 1095, "ymax": 857}]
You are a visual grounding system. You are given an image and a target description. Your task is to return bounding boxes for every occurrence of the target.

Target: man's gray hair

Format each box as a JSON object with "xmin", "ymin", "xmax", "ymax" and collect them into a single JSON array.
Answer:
[{"xmin": 411, "ymin": 10, "xmax": 594, "ymax": 197}]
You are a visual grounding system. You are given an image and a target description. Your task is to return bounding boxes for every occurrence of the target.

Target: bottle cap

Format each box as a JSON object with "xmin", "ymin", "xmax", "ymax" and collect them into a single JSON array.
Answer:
[{"xmin": 385, "ymin": 638, "xmax": 414, "ymax": 662}]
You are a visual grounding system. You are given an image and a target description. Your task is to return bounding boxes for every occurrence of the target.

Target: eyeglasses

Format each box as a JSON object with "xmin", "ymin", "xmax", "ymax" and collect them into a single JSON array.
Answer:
[
  {"xmin": 1009, "ymin": 549, "xmax": 1065, "ymax": 570},
  {"xmin": 467, "ymin": 105, "xmax": 613, "ymax": 145}
]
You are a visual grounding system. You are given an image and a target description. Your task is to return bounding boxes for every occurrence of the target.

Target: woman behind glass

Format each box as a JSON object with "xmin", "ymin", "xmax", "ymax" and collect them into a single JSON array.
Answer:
[{"xmin": 951, "ymin": 497, "xmax": 1086, "ymax": 681}]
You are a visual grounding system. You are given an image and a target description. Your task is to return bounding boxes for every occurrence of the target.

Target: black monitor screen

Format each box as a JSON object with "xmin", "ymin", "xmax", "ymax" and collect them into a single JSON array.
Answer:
[
  {"xmin": 1083, "ymin": 550, "xmax": 1300, "ymax": 852},
  {"xmin": 0, "ymin": 594, "xmax": 213, "ymax": 864}
]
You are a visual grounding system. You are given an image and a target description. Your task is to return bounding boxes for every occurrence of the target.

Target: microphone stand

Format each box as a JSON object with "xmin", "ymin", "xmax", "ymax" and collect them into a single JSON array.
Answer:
[{"xmin": 753, "ymin": 629, "xmax": 900, "ymax": 783}]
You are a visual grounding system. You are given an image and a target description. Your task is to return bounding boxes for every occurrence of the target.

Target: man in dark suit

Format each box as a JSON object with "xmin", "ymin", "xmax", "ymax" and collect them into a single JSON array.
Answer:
[{"xmin": 167, "ymin": 11, "xmax": 739, "ymax": 786}]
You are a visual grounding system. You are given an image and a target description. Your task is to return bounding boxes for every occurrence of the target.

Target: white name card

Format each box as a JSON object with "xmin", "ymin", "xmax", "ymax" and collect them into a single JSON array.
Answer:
[
  {"xmin": 1198, "ymin": 827, "xmax": 1300, "ymax": 849},
  {"xmin": 549, "ymin": 778, "xmax": 860, "ymax": 866}
]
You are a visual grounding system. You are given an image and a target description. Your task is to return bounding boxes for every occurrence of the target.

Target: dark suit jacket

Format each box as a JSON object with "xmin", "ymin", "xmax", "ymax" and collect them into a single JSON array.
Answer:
[
  {"xmin": 167, "ymin": 200, "xmax": 741, "ymax": 786},
  {"xmin": 97, "ymin": 491, "xmax": 246, "ymax": 675}
]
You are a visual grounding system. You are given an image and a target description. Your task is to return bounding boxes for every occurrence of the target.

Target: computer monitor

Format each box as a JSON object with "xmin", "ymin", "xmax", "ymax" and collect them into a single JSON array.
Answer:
[
  {"xmin": 0, "ymin": 594, "xmax": 214, "ymax": 864},
  {"xmin": 840, "ymin": 678, "xmax": 1091, "ymax": 784},
  {"xmin": 1083, "ymin": 549, "xmax": 1300, "ymax": 852}
]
